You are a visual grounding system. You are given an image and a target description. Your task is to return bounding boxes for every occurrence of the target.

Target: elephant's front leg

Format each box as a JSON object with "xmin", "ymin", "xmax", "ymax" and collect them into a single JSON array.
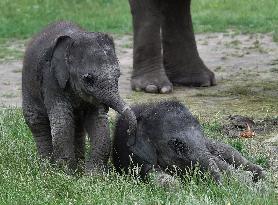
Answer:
[
  {"xmin": 48, "ymin": 101, "xmax": 76, "ymax": 170},
  {"xmin": 161, "ymin": 0, "xmax": 216, "ymax": 87},
  {"xmin": 84, "ymin": 105, "xmax": 111, "ymax": 174},
  {"xmin": 129, "ymin": 0, "xmax": 172, "ymax": 93}
]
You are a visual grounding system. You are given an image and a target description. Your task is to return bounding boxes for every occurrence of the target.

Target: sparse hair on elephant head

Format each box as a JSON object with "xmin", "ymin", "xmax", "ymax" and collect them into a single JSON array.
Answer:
[{"xmin": 45, "ymin": 33, "xmax": 118, "ymax": 96}]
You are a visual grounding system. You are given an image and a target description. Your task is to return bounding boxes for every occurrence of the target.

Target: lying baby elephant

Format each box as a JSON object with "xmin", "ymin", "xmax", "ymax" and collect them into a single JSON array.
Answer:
[
  {"xmin": 112, "ymin": 101, "xmax": 264, "ymax": 184},
  {"xmin": 22, "ymin": 21, "xmax": 137, "ymax": 173}
]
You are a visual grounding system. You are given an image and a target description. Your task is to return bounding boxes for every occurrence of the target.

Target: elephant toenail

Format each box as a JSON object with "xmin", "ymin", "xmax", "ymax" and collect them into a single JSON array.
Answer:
[
  {"xmin": 145, "ymin": 85, "xmax": 158, "ymax": 93},
  {"xmin": 161, "ymin": 86, "xmax": 173, "ymax": 94}
]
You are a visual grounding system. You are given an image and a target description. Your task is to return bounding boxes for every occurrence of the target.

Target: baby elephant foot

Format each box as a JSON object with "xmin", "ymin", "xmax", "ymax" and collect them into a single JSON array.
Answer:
[
  {"xmin": 148, "ymin": 170, "xmax": 180, "ymax": 190},
  {"xmin": 85, "ymin": 162, "xmax": 108, "ymax": 176},
  {"xmin": 53, "ymin": 157, "xmax": 77, "ymax": 174},
  {"xmin": 250, "ymin": 164, "xmax": 266, "ymax": 182},
  {"xmin": 131, "ymin": 70, "xmax": 173, "ymax": 94},
  {"xmin": 166, "ymin": 61, "xmax": 216, "ymax": 87}
]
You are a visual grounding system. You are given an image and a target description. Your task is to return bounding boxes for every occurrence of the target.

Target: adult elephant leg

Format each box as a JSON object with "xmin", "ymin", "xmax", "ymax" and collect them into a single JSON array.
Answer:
[
  {"xmin": 206, "ymin": 139, "xmax": 265, "ymax": 182},
  {"xmin": 129, "ymin": 0, "xmax": 172, "ymax": 93},
  {"xmin": 84, "ymin": 105, "xmax": 111, "ymax": 174},
  {"xmin": 161, "ymin": 0, "xmax": 216, "ymax": 87},
  {"xmin": 23, "ymin": 100, "xmax": 53, "ymax": 160}
]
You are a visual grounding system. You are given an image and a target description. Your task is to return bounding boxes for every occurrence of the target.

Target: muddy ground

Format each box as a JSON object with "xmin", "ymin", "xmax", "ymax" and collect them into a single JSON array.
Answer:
[{"xmin": 0, "ymin": 32, "xmax": 277, "ymax": 181}]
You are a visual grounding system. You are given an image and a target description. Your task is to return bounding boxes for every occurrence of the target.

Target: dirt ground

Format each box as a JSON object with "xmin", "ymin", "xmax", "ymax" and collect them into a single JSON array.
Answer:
[{"xmin": 1, "ymin": 32, "xmax": 278, "ymax": 106}]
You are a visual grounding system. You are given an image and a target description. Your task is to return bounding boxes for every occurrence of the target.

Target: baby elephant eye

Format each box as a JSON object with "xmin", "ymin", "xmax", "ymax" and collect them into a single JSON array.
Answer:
[{"xmin": 82, "ymin": 73, "xmax": 95, "ymax": 85}]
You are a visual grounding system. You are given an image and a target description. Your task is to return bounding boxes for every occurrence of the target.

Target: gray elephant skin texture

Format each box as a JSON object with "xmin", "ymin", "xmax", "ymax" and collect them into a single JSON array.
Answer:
[
  {"xmin": 22, "ymin": 21, "xmax": 136, "ymax": 172},
  {"xmin": 112, "ymin": 101, "xmax": 265, "ymax": 184},
  {"xmin": 129, "ymin": 0, "xmax": 216, "ymax": 94}
]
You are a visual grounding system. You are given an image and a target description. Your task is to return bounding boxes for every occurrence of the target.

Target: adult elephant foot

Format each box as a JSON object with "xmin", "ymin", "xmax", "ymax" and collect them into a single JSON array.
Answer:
[
  {"xmin": 165, "ymin": 58, "xmax": 216, "ymax": 87},
  {"xmin": 131, "ymin": 69, "xmax": 173, "ymax": 94}
]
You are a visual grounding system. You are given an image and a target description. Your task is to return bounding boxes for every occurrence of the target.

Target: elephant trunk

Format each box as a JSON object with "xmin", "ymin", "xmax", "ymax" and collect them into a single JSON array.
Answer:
[
  {"xmin": 82, "ymin": 74, "xmax": 137, "ymax": 145},
  {"xmin": 98, "ymin": 91, "xmax": 137, "ymax": 145}
]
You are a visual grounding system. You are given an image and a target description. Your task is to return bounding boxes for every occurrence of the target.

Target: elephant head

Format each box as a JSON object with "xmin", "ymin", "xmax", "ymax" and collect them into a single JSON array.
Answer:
[
  {"xmin": 159, "ymin": 112, "xmax": 221, "ymax": 182},
  {"xmin": 132, "ymin": 108, "xmax": 221, "ymax": 182},
  {"xmin": 46, "ymin": 32, "xmax": 137, "ymax": 137}
]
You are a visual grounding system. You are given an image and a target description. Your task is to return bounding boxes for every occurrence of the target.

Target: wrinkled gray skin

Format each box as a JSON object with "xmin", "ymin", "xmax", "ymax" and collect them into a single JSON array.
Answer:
[
  {"xmin": 129, "ymin": 0, "xmax": 216, "ymax": 94},
  {"xmin": 22, "ymin": 21, "xmax": 137, "ymax": 172},
  {"xmin": 112, "ymin": 101, "xmax": 264, "ymax": 184}
]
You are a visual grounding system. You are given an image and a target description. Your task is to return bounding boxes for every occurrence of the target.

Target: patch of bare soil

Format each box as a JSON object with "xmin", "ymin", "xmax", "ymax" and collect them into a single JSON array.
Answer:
[
  {"xmin": 223, "ymin": 115, "xmax": 278, "ymax": 138},
  {"xmin": 0, "ymin": 61, "xmax": 22, "ymax": 106},
  {"xmin": 1, "ymin": 32, "xmax": 278, "ymax": 106}
]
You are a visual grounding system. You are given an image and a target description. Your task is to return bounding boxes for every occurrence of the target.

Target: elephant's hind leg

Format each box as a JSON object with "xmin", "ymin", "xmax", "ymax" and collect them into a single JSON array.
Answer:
[
  {"xmin": 23, "ymin": 102, "xmax": 53, "ymax": 160},
  {"xmin": 161, "ymin": 0, "xmax": 216, "ymax": 87},
  {"xmin": 206, "ymin": 139, "xmax": 265, "ymax": 181},
  {"xmin": 129, "ymin": 0, "xmax": 172, "ymax": 94}
]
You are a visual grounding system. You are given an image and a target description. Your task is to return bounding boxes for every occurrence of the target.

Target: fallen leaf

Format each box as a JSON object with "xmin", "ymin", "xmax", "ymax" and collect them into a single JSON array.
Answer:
[{"xmin": 240, "ymin": 123, "xmax": 255, "ymax": 138}]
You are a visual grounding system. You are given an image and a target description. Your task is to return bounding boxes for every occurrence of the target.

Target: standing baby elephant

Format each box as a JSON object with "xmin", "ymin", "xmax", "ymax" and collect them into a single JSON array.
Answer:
[
  {"xmin": 112, "ymin": 101, "xmax": 264, "ymax": 184},
  {"xmin": 22, "ymin": 21, "xmax": 137, "ymax": 173}
]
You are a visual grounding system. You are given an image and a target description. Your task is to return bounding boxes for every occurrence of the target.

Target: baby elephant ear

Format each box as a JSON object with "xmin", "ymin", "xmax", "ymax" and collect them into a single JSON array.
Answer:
[
  {"xmin": 128, "ymin": 117, "xmax": 157, "ymax": 165},
  {"xmin": 48, "ymin": 36, "xmax": 72, "ymax": 89}
]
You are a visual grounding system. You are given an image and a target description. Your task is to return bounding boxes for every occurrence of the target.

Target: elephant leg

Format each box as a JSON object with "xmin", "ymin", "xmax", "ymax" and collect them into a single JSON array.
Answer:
[
  {"xmin": 74, "ymin": 112, "xmax": 85, "ymax": 167},
  {"xmin": 161, "ymin": 0, "xmax": 216, "ymax": 87},
  {"xmin": 129, "ymin": 0, "xmax": 172, "ymax": 93},
  {"xmin": 84, "ymin": 105, "xmax": 111, "ymax": 174},
  {"xmin": 48, "ymin": 101, "xmax": 76, "ymax": 170},
  {"xmin": 23, "ymin": 100, "xmax": 53, "ymax": 160},
  {"xmin": 213, "ymin": 157, "xmax": 232, "ymax": 174},
  {"xmin": 198, "ymin": 152, "xmax": 222, "ymax": 184},
  {"xmin": 206, "ymin": 139, "xmax": 265, "ymax": 182}
]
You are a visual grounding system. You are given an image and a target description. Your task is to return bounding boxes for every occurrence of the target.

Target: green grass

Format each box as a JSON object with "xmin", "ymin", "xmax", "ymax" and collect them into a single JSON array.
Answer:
[
  {"xmin": 0, "ymin": 108, "xmax": 277, "ymax": 204},
  {"xmin": 0, "ymin": 0, "xmax": 131, "ymax": 39},
  {"xmin": 0, "ymin": 0, "xmax": 277, "ymax": 39},
  {"xmin": 192, "ymin": 0, "xmax": 278, "ymax": 34}
]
